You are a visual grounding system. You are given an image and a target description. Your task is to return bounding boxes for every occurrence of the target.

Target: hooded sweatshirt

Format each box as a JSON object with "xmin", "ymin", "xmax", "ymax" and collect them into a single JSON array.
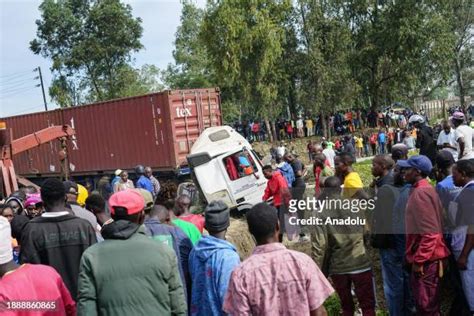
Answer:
[
  {"xmin": 188, "ymin": 235, "xmax": 240, "ymax": 316},
  {"xmin": 277, "ymin": 162, "xmax": 295, "ymax": 187},
  {"xmin": 77, "ymin": 220, "xmax": 187, "ymax": 316}
]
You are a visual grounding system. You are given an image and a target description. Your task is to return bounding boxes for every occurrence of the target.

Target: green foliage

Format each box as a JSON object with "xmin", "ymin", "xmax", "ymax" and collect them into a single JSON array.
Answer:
[
  {"xmin": 31, "ymin": 0, "xmax": 144, "ymax": 106},
  {"xmin": 201, "ymin": 0, "xmax": 293, "ymax": 120},
  {"xmin": 323, "ymin": 295, "xmax": 342, "ymax": 315},
  {"xmin": 221, "ymin": 100, "xmax": 241, "ymax": 124},
  {"xmin": 448, "ymin": 0, "xmax": 474, "ymax": 109},
  {"xmin": 162, "ymin": 0, "xmax": 215, "ymax": 89},
  {"xmin": 297, "ymin": 0, "xmax": 360, "ymax": 119}
]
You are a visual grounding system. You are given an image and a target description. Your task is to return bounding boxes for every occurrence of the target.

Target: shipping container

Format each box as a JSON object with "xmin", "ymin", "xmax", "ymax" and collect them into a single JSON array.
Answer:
[{"xmin": 1, "ymin": 88, "xmax": 221, "ymax": 178}]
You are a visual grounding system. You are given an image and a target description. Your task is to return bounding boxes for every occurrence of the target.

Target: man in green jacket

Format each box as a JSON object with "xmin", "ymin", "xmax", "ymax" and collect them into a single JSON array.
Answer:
[
  {"xmin": 311, "ymin": 176, "xmax": 375, "ymax": 316},
  {"xmin": 77, "ymin": 190, "xmax": 186, "ymax": 316}
]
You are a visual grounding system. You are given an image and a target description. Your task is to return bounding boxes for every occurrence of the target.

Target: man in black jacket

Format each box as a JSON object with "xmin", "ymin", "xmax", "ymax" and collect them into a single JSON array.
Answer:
[{"xmin": 20, "ymin": 178, "xmax": 97, "ymax": 300}]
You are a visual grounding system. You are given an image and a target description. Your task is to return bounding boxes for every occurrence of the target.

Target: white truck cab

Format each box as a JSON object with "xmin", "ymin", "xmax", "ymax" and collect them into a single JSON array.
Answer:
[{"xmin": 187, "ymin": 126, "xmax": 267, "ymax": 211}]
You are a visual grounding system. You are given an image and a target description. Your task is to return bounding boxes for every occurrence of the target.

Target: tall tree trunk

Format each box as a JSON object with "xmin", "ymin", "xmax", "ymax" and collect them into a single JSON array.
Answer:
[
  {"xmin": 455, "ymin": 57, "xmax": 466, "ymax": 113},
  {"xmin": 288, "ymin": 76, "xmax": 297, "ymax": 115},
  {"xmin": 264, "ymin": 118, "xmax": 274, "ymax": 143},
  {"xmin": 321, "ymin": 110, "xmax": 328, "ymax": 139},
  {"xmin": 270, "ymin": 121, "xmax": 278, "ymax": 143}
]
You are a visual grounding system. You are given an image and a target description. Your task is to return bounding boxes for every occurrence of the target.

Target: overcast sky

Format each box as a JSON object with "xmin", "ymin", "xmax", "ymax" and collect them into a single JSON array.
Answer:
[{"xmin": 0, "ymin": 0, "xmax": 205, "ymax": 117}]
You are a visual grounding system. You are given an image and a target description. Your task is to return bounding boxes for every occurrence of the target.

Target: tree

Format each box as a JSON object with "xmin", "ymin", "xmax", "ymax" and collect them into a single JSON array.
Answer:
[
  {"xmin": 202, "ymin": 0, "xmax": 292, "ymax": 141},
  {"xmin": 448, "ymin": 0, "xmax": 473, "ymax": 111},
  {"xmin": 30, "ymin": 0, "xmax": 143, "ymax": 107},
  {"xmin": 117, "ymin": 64, "xmax": 165, "ymax": 98},
  {"xmin": 162, "ymin": 0, "xmax": 215, "ymax": 89},
  {"xmin": 296, "ymin": 0, "xmax": 359, "ymax": 137},
  {"xmin": 333, "ymin": 0, "xmax": 455, "ymax": 109}
]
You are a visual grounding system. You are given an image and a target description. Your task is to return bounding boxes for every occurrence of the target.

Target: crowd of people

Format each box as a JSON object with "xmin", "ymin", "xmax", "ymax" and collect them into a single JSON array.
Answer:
[
  {"xmin": 261, "ymin": 111, "xmax": 474, "ymax": 315},
  {"xmin": 0, "ymin": 109, "xmax": 473, "ymax": 315}
]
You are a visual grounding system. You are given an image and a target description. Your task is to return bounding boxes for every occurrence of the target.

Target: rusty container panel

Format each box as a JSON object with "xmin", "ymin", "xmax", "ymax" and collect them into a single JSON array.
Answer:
[
  {"xmin": 2, "ymin": 111, "xmax": 64, "ymax": 176},
  {"xmin": 1, "ymin": 88, "xmax": 221, "ymax": 177},
  {"xmin": 167, "ymin": 88, "xmax": 222, "ymax": 166},
  {"xmin": 61, "ymin": 93, "xmax": 174, "ymax": 174}
]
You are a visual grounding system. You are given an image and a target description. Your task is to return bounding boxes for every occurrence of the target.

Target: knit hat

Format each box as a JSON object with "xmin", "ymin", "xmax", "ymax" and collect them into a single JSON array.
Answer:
[
  {"xmin": 391, "ymin": 144, "xmax": 408, "ymax": 161},
  {"xmin": 77, "ymin": 184, "xmax": 89, "ymax": 207},
  {"xmin": 204, "ymin": 200, "xmax": 230, "ymax": 232},
  {"xmin": 0, "ymin": 216, "xmax": 13, "ymax": 264}
]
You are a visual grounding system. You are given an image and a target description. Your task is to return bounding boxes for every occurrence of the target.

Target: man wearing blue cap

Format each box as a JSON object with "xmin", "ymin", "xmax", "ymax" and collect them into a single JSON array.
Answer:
[{"xmin": 398, "ymin": 155, "xmax": 450, "ymax": 315}]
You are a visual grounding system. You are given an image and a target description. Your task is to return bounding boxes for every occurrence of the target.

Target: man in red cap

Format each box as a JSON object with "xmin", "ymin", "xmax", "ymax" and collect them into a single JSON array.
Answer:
[{"xmin": 77, "ymin": 189, "xmax": 186, "ymax": 316}]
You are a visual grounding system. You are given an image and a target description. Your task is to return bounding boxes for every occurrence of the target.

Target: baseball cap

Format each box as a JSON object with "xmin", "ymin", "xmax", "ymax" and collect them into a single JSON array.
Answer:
[
  {"xmin": 436, "ymin": 150, "xmax": 455, "ymax": 169},
  {"xmin": 109, "ymin": 190, "xmax": 145, "ymax": 216},
  {"xmin": 63, "ymin": 180, "xmax": 79, "ymax": 195},
  {"xmin": 134, "ymin": 188, "xmax": 154, "ymax": 212},
  {"xmin": 205, "ymin": 200, "xmax": 230, "ymax": 232},
  {"xmin": 0, "ymin": 217, "xmax": 13, "ymax": 264},
  {"xmin": 397, "ymin": 155, "xmax": 433, "ymax": 175},
  {"xmin": 24, "ymin": 194, "xmax": 42, "ymax": 208},
  {"xmin": 452, "ymin": 111, "xmax": 465, "ymax": 121},
  {"xmin": 114, "ymin": 169, "xmax": 123, "ymax": 176}
]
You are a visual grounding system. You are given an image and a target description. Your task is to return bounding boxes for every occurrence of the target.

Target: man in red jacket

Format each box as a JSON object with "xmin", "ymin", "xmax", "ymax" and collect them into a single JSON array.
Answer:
[
  {"xmin": 262, "ymin": 165, "xmax": 292, "ymax": 242},
  {"xmin": 398, "ymin": 155, "xmax": 450, "ymax": 315}
]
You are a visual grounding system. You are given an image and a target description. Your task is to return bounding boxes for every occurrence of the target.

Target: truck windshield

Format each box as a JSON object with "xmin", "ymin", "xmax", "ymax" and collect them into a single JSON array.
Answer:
[{"xmin": 223, "ymin": 151, "xmax": 258, "ymax": 181}]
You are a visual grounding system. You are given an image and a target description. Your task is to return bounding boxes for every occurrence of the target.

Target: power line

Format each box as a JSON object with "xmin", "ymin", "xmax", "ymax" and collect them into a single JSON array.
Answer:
[
  {"xmin": 0, "ymin": 76, "xmax": 37, "ymax": 86},
  {"xmin": 3, "ymin": 104, "xmax": 45, "ymax": 117},
  {"xmin": 0, "ymin": 86, "xmax": 39, "ymax": 99},
  {"xmin": 0, "ymin": 69, "xmax": 36, "ymax": 80},
  {"xmin": 0, "ymin": 80, "xmax": 38, "ymax": 93}
]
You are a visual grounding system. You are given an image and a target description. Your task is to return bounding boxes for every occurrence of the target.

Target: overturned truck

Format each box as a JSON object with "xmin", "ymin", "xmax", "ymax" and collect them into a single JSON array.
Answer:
[{"xmin": 187, "ymin": 126, "xmax": 267, "ymax": 212}]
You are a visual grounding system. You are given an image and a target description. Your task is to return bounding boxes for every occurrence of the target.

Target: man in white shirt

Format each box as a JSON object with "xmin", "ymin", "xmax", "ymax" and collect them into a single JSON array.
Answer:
[
  {"xmin": 322, "ymin": 141, "xmax": 336, "ymax": 168},
  {"xmin": 452, "ymin": 112, "xmax": 474, "ymax": 160},
  {"xmin": 296, "ymin": 118, "xmax": 304, "ymax": 138},
  {"xmin": 277, "ymin": 142, "xmax": 286, "ymax": 157},
  {"xmin": 437, "ymin": 120, "xmax": 458, "ymax": 160}
]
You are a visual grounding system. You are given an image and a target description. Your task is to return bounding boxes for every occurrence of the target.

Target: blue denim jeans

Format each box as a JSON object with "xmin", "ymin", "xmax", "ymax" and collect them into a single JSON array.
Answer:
[{"xmin": 380, "ymin": 247, "xmax": 415, "ymax": 315}]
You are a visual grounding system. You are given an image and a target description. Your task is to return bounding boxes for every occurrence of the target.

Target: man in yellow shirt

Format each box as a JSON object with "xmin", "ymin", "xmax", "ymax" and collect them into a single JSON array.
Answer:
[
  {"xmin": 334, "ymin": 153, "xmax": 367, "ymax": 199},
  {"xmin": 355, "ymin": 136, "xmax": 364, "ymax": 158},
  {"xmin": 305, "ymin": 118, "xmax": 314, "ymax": 137}
]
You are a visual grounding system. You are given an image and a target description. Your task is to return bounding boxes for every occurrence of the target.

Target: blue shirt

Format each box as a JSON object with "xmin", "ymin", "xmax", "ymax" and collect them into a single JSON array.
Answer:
[
  {"xmin": 189, "ymin": 236, "xmax": 240, "ymax": 316},
  {"xmin": 238, "ymin": 156, "xmax": 250, "ymax": 167},
  {"xmin": 136, "ymin": 175, "xmax": 153, "ymax": 194},
  {"xmin": 378, "ymin": 133, "xmax": 386, "ymax": 143},
  {"xmin": 435, "ymin": 175, "xmax": 461, "ymax": 214}
]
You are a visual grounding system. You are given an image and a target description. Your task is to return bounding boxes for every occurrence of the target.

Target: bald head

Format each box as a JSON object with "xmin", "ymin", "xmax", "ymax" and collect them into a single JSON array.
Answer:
[
  {"xmin": 174, "ymin": 194, "xmax": 191, "ymax": 216},
  {"xmin": 314, "ymin": 153, "xmax": 327, "ymax": 168},
  {"xmin": 374, "ymin": 155, "xmax": 395, "ymax": 170},
  {"xmin": 150, "ymin": 205, "xmax": 171, "ymax": 224},
  {"xmin": 372, "ymin": 154, "xmax": 394, "ymax": 178}
]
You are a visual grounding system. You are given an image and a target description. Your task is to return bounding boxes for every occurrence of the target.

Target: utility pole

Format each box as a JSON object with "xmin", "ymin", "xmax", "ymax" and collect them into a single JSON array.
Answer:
[{"xmin": 36, "ymin": 67, "xmax": 48, "ymax": 111}]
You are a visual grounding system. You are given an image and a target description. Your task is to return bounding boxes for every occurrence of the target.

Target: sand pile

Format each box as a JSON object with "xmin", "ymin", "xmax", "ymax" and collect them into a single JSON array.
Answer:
[{"xmin": 226, "ymin": 218, "xmax": 256, "ymax": 260}]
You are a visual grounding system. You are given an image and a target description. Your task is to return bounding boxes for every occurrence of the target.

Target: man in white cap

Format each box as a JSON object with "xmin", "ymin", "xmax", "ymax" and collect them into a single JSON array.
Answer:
[
  {"xmin": 452, "ymin": 111, "xmax": 474, "ymax": 160},
  {"xmin": 111, "ymin": 169, "xmax": 123, "ymax": 190},
  {"xmin": 0, "ymin": 217, "xmax": 76, "ymax": 315}
]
